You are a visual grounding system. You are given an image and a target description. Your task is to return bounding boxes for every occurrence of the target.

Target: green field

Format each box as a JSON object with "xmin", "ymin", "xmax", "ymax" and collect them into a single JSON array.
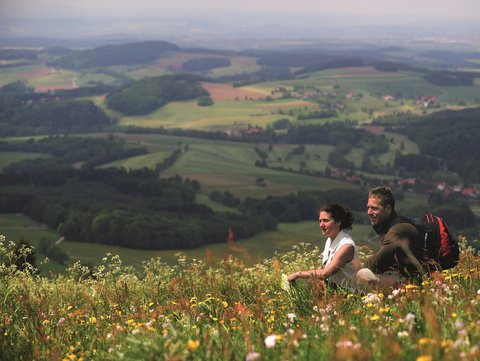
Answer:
[
  {"xmin": 100, "ymin": 150, "xmax": 173, "ymax": 170},
  {"xmin": 0, "ymin": 213, "xmax": 373, "ymax": 274},
  {"xmin": 0, "ymin": 151, "xmax": 52, "ymax": 170},
  {"xmin": 99, "ymin": 133, "xmax": 358, "ymax": 199},
  {"xmin": 0, "ymin": 64, "xmax": 43, "ymax": 85},
  {"xmin": 114, "ymin": 66, "xmax": 480, "ymax": 132},
  {"xmin": 3, "ymin": 61, "xmax": 480, "ymax": 132},
  {"xmin": 123, "ymin": 52, "xmax": 262, "ymax": 79},
  {"xmin": 1, "ymin": 193, "xmax": 429, "ymax": 274},
  {"xmin": 119, "ymin": 98, "xmax": 303, "ymax": 130}
]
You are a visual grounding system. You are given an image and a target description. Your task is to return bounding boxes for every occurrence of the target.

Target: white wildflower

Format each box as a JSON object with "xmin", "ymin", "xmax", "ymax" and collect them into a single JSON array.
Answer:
[
  {"xmin": 246, "ymin": 351, "xmax": 261, "ymax": 361},
  {"xmin": 287, "ymin": 313, "xmax": 296, "ymax": 322},
  {"xmin": 264, "ymin": 334, "xmax": 277, "ymax": 348}
]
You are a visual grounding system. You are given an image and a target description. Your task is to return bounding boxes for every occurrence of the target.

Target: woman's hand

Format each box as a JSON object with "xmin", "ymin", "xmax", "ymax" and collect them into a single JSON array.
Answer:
[
  {"xmin": 287, "ymin": 271, "xmax": 302, "ymax": 282},
  {"xmin": 287, "ymin": 270, "xmax": 325, "ymax": 282}
]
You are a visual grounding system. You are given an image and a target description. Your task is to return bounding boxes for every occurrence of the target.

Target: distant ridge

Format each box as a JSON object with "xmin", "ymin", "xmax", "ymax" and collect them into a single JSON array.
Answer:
[
  {"xmin": 46, "ymin": 40, "xmax": 179, "ymax": 69},
  {"xmin": 0, "ymin": 36, "xmax": 142, "ymax": 48}
]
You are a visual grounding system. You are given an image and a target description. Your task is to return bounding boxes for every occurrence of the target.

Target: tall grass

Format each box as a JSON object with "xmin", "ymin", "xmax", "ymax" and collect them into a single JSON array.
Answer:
[{"xmin": 1, "ymin": 234, "xmax": 479, "ymax": 360}]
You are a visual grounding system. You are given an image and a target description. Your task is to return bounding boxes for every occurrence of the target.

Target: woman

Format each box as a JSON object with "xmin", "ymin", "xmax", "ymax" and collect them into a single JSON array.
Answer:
[{"xmin": 287, "ymin": 204, "xmax": 361, "ymax": 291}]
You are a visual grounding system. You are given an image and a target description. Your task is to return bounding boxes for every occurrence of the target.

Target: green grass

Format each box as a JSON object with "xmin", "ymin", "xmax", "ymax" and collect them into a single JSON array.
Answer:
[
  {"xmin": 194, "ymin": 193, "xmax": 241, "ymax": 214},
  {"xmin": 0, "ymin": 64, "xmax": 41, "ymax": 84},
  {"xmin": 160, "ymin": 142, "xmax": 357, "ymax": 199},
  {"xmin": 26, "ymin": 68, "xmax": 78, "ymax": 90},
  {"xmin": 0, "ymin": 151, "xmax": 52, "ymax": 171},
  {"xmin": 266, "ymin": 144, "xmax": 334, "ymax": 173},
  {"xmin": 119, "ymin": 98, "xmax": 303, "ymax": 130},
  {"xmin": 2, "ymin": 231, "xmax": 479, "ymax": 360},
  {"xmin": 75, "ymin": 72, "xmax": 120, "ymax": 87},
  {"xmin": 100, "ymin": 151, "xmax": 173, "ymax": 170},
  {"xmin": 90, "ymin": 132, "xmax": 391, "ymax": 199},
  {"xmin": 383, "ymin": 131, "xmax": 420, "ymax": 155}
]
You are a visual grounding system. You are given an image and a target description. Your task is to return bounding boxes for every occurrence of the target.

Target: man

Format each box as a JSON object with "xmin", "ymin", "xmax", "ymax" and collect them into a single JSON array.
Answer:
[{"xmin": 356, "ymin": 186, "xmax": 435, "ymax": 289}]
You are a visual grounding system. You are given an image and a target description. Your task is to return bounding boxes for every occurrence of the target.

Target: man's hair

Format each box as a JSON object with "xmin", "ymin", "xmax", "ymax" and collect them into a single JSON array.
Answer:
[
  {"xmin": 368, "ymin": 186, "xmax": 395, "ymax": 211},
  {"xmin": 319, "ymin": 203, "xmax": 354, "ymax": 230}
]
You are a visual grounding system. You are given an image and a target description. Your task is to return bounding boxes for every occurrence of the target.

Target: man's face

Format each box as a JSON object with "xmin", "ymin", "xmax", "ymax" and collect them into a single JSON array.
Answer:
[{"xmin": 367, "ymin": 196, "xmax": 392, "ymax": 226}]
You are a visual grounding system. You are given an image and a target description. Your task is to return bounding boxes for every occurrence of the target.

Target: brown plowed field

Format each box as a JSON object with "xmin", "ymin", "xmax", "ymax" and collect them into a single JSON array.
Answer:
[
  {"xmin": 363, "ymin": 125, "xmax": 385, "ymax": 134},
  {"xmin": 201, "ymin": 82, "xmax": 266, "ymax": 101},
  {"xmin": 19, "ymin": 66, "xmax": 52, "ymax": 78}
]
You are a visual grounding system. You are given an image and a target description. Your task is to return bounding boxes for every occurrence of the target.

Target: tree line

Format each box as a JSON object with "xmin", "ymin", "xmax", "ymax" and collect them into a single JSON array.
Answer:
[
  {"xmin": 182, "ymin": 57, "xmax": 231, "ymax": 71},
  {"xmin": 106, "ymin": 74, "xmax": 208, "ymax": 115},
  {"xmin": 47, "ymin": 41, "xmax": 179, "ymax": 69},
  {"xmin": 0, "ymin": 136, "xmax": 277, "ymax": 249},
  {"xmin": 391, "ymin": 107, "xmax": 480, "ymax": 183},
  {"xmin": 0, "ymin": 96, "xmax": 113, "ymax": 136}
]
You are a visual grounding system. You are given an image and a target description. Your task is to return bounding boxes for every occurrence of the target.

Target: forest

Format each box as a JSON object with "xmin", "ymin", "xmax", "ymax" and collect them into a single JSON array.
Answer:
[
  {"xmin": 46, "ymin": 40, "xmax": 179, "ymax": 69},
  {"xmin": 385, "ymin": 107, "xmax": 480, "ymax": 183},
  {"xmin": 0, "ymin": 87, "xmax": 113, "ymax": 135},
  {"xmin": 0, "ymin": 136, "xmax": 279, "ymax": 249},
  {"xmin": 106, "ymin": 74, "xmax": 208, "ymax": 115}
]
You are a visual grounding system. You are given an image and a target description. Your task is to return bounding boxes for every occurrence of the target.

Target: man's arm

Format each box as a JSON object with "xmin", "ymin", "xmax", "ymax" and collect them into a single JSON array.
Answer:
[{"xmin": 365, "ymin": 223, "xmax": 422, "ymax": 275}]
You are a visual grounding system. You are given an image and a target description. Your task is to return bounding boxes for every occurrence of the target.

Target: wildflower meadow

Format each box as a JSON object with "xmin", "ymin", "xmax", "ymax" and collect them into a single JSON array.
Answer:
[{"xmin": 1, "ymin": 234, "xmax": 480, "ymax": 361}]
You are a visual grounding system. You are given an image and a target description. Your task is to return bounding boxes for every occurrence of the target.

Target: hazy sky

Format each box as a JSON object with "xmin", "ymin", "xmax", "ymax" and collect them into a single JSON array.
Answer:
[
  {"xmin": 2, "ymin": 0, "xmax": 480, "ymax": 45},
  {"xmin": 3, "ymin": 0, "xmax": 480, "ymax": 20}
]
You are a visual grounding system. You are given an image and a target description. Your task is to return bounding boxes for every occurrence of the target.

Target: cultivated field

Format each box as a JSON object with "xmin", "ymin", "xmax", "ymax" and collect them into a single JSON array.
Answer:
[
  {"xmin": 0, "ymin": 151, "xmax": 51, "ymax": 171},
  {"xmin": 101, "ymin": 133, "xmax": 358, "ymax": 199},
  {"xmin": 112, "ymin": 66, "xmax": 480, "ymax": 132}
]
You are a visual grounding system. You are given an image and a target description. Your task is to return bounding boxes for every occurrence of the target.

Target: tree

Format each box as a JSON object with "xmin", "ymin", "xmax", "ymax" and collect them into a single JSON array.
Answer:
[{"xmin": 197, "ymin": 96, "xmax": 214, "ymax": 106}]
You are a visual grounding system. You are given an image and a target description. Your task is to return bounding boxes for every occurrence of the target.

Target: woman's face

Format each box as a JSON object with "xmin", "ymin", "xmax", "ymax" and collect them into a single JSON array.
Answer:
[{"xmin": 318, "ymin": 211, "xmax": 341, "ymax": 239}]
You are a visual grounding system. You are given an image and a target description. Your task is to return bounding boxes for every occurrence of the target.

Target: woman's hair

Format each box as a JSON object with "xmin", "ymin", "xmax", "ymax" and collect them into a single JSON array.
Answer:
[
  {"xmin": 368, "ymin": 186, "xmax": 395, "ymax": 211},
  {"xmin": 319, "ymin": 204, "xmax": 354, "ymax": 230}
]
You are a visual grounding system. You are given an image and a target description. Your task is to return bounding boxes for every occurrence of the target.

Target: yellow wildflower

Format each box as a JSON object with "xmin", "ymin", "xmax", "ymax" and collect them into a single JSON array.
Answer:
[
  {"xmin": 89, "ymin": 317, "xmax": 97, "ymax": 324},
  {"xmin": 370, "ymin": 315, "xmax": 380, "ymax": 321},
  {"xmin": 418, "ymin": 338, "xmax": 436, "ymax": 346},
  {"xmin": 441, "ymin": 339, "xmax": 453, "ymax": 348},
  {"xmin": 416, "ymin": 355, "xmax": 432, "ymax": 361},
  {"xmin": 187, "ymin": 339, "xmax": 200, "ymax": 350}
]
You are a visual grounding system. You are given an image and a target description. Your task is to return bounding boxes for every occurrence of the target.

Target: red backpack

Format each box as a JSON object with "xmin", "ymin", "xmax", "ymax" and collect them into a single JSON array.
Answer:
[{"xmin": 415, "ymin": 213, "xmax": 460, "ymax": 270}]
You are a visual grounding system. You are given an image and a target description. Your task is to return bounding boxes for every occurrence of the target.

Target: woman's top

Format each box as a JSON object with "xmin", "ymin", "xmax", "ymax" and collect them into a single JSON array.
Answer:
[{"xmin": 322, "ymin": 230, "xmax": 361, "ymax": 291}]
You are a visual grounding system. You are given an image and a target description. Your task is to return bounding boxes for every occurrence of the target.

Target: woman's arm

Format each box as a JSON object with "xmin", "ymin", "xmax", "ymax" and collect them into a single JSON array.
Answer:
[
  {"xmin": 321, "ymin": 244, "xmax": 354, "ymax": 278},
  {"xmin": 287, "ymin": 244, "xmax": 354, "ymax": 282}
]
